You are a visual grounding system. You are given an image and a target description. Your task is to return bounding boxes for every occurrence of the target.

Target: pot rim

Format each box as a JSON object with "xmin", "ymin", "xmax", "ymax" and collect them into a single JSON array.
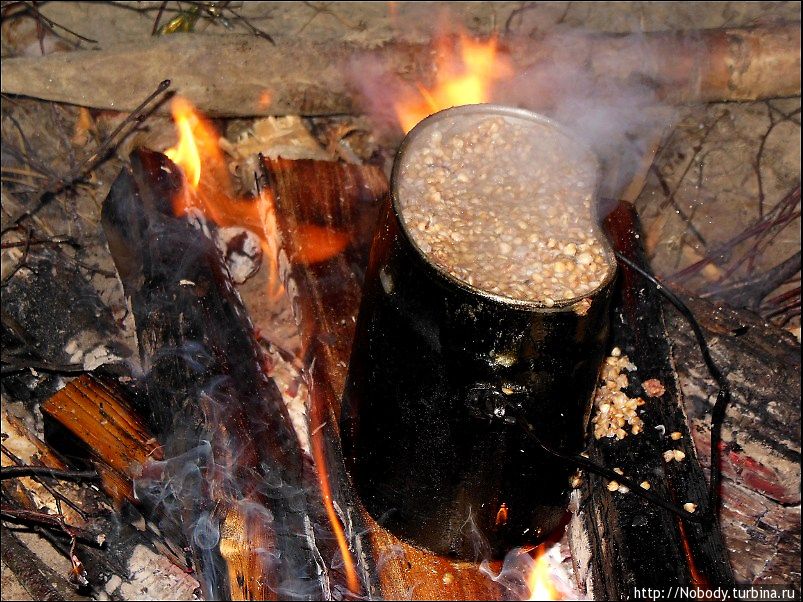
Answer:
[{"xmin": 390, "ymin": 103, "xmax": 618, "ymax": 312}]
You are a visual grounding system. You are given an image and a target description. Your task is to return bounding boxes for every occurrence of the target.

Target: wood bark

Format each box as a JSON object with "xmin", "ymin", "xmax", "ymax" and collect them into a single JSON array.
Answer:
[{"xmin": 0, "ymin": 25, "xmax": 799, "ymax": 117}]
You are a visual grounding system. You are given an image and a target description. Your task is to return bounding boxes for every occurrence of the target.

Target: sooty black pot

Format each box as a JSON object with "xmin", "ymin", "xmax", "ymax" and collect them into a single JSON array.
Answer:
[{"xmin": 340, "ymin": 105, "xmax": 616, "ymax": 559}]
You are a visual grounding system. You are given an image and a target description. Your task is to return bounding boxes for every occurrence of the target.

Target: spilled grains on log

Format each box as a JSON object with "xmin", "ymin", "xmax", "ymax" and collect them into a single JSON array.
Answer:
[{"xmin": 568, "ymin": 202, "xmax": 734, "ymax": 599}]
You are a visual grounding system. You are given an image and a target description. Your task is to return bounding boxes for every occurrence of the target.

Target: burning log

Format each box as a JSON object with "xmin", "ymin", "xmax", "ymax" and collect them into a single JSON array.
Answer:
[
  {"xmin": 1, "ymin": 25, "xmax": 799, "ymax": 117},
  {"xmin": 262, "ymin": 156, "xmax": 505, "ymax": 599},
  {"xmin": 666, "ymin": 296, "xmax": 800, "ymax": 587},
  {"xmin": 100, "ymin": 148, "xmax": 330, "ymax": 600},
  {"xmin": 566, "ymin": 202, "xmax": 735, "ymax": 598}
]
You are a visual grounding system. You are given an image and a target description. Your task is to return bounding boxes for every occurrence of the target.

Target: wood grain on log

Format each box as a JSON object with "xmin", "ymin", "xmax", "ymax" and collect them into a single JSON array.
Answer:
[
  {"xmin": 41, "ymin": 375, "xmax": 163, "ymax": 508},
  {"xmin": 262, "ymin": 157, "xmax": 504, "ymax": 600},
  {"xmin": 1, "ymin": 25, "xmax": 799, "ymax": 117}
]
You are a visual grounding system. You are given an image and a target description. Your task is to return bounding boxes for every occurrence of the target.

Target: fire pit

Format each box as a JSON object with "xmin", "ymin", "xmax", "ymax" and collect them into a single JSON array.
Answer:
[{"xmin": 0, "ymin": 4, "xmax": 800, "ymax": 602}]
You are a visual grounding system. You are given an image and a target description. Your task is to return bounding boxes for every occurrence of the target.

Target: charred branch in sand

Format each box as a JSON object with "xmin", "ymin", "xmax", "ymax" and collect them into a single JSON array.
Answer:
[
  {"xmin": 0, "ymin": 504, "xmax": 104, "ymax": 547},
  {"xmin": 0, "ymin": 527, "xmax": 86, "ymax": 601}
]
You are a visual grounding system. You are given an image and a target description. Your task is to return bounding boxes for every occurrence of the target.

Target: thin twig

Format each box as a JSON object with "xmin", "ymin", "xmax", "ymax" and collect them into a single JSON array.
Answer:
[
  {"xmin": 0, "ymin": 466, "xmax": 100, "ymax": 482},
  {"xmin": 0, "ymin": 354, "xmax": 87, "ymax": 375},
  {"xmin": 151, "ymin": 0, "xmax": 168, "ymax": 34},
  {"xmin": 22, "ymin": 1, "xmax": 98, "ymax": 43},
  {"xmin": 0, "ymin": 505, "xmax": 104, "ymax": 546},
  {"xmin": 1, "ymin": 79, "xmax": 172, "ymax": 235},
  {"xmin": 0, "ymin": 445, "xmax": 89, "ymax": 521},
  {"xmin": 669, "ymin": 185, "xmax": 800, "ymax": 284},
  {"xmin": 1, "ymin": 235, "xmax": 77, "ymax": 249}
]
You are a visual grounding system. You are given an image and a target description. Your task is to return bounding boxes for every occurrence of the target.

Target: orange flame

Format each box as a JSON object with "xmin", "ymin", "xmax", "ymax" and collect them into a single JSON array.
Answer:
[
  {"xmin": 394, "ymin": 33, "xmax": 512, "ymax": 133},
  {"xmin": 165, "ymin": 98, "xmax": 202, "ymax": 188},
  {"xmin": 310, "ymin": 395, "xmax": 361, "ymax": 594},
  {"xmin": 527, "ymin": 547, "xmax": 563, "ymax": 601}
]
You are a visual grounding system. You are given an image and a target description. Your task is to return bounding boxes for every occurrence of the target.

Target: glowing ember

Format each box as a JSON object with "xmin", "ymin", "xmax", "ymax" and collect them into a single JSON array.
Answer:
[
  {"xmin": 394, "ymin": 33, "xmax": 512, "ymax": 133},
  {"xmin": 527, "ymin": 547, "xmax": 563, "ymax": 601}
]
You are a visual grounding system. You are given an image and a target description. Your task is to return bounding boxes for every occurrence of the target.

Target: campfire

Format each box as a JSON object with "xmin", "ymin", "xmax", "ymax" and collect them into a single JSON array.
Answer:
[{"xmin": 1, "ymin": 3, "xmax": 800, "ymax": 602}]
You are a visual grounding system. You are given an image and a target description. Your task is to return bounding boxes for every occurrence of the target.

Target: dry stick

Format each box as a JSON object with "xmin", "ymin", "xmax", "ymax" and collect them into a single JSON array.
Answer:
[
  {"xmin": 0, "ymin": 466, "xmax": 100, "ymax": 482},
  {"xmin": 702, "ymin": 250, "xmax": 802, "ymax": 309},
  {"xmin": 0, "ymin": 505, "xmax": 103, "ymax": 546},
  {"xmin": 0, "ymin": 528, "xmax": 77, "ymax": 601},
  {"xmin": 1, "ymin": 235, "xmax": 78, "ymax": 249},
  {"xmin": 0, "ymin": 354, "xmax": 86, "ymax": 375},
  {"xmin": 151, "ymin": 0, "xmax": 168, "ymax": 35},
  {"xmin": 17, "ymin": 0, "xmax": 98, "ymax": 44},
  {"xmin": 79, "ymin": 78, "xmax": 172, "ymax": 177},
  {"xmin": 669, "ymin": 185, "xmax": 801, "ymax": 284},
  {"xmin": 0, "ymin": 444, "xmax": 89, "ymax": 521},
  {"xmin": 755, "ymin": 103, "xmax": 802, "ymax": 218}
]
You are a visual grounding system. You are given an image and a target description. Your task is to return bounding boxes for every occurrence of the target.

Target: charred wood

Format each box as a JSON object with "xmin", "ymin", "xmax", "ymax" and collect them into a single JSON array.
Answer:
[
  {"xmin": 667, "ymin": 295, "xmax": 801, "ymax": 587},
  {"xmin": 568, "ymin": 202, "xmax": 735, "ymax": 598},
  {"xmin": 0, "ymin": 528, "xmax": 87, "ymax": 601},
  {"xmin": 100, "ymin": 149, "xmax": 328, "ymax": 600}
]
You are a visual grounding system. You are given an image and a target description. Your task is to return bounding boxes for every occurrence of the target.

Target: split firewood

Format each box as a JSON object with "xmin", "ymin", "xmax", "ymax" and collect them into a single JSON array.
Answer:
[
  {"xmin": 41, "ymin": 375, "xmax": 164, "ymax": 508},
  {"xmin": 568, "ymin": 202, "xmax": 734, "ymax": 599},
  {"xmin": 100, "ymin": 149, "xmax": 347, "ymax": 600},
  {"xmin": 38, "ymin": 374, "xmax": 195, "ymax": 574},
  {"xmin": 262, "ymin": 156, "xmax": 504, "ymax": 600},
  {"xmin": 1, "ymin": 25, "xmax": 799, "ymax": 117}
]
